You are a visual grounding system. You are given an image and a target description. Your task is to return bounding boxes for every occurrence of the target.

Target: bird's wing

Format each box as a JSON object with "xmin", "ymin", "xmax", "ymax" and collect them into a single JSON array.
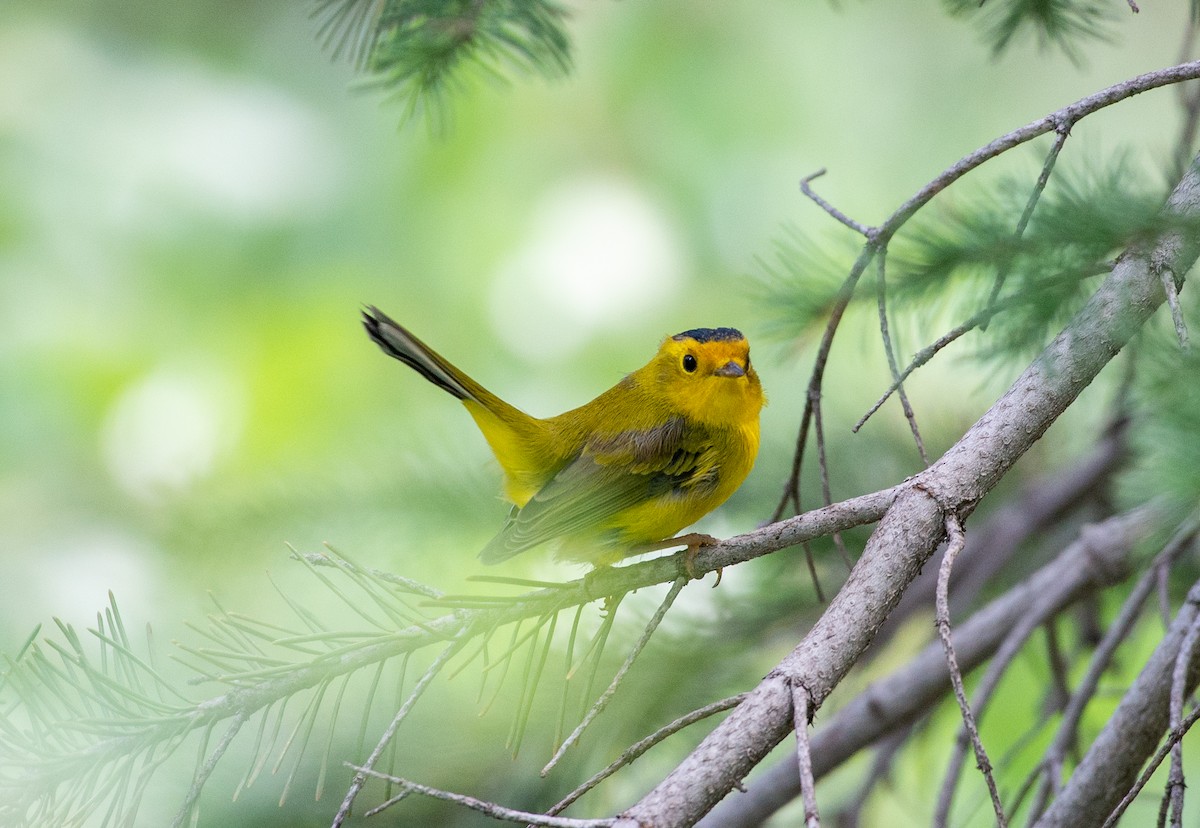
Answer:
[{"xmin": 478, "ymin": 416, "xmax": 716, "ymax": 563}]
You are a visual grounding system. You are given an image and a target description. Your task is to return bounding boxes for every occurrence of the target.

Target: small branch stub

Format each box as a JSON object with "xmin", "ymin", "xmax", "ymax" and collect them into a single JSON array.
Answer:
[{"xmin": 791, "ymin": 681, "xmax": 822, "ymax": 828}]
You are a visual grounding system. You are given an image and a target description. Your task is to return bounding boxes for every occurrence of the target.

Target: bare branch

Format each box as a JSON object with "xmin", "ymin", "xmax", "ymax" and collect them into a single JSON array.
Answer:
[
  {"xmin": 542, "ymin": 578, "xmax": 686, "ymax": 776},
  {"xmin": 1100, "ymin": 699, "xmax": 1200, "ymax": 828},
  {"xmin": 799, "ymin": 169, "xmax": 875, "ymax": 237},
  {"xmin": 790, "ymin": 683, "xmax": 821, "ymax": 828},
  {"xmin": 1165, "ymin": 608, "xmax": 1200, "ymax": 826},
  {"xmin": 934, "ymin": 515, "xmax": 1007, "ymax": 828},
  {"xmin": 1038, "ymin": 574, "xmax": 1200, "ymax": 828},
  {"xmin": 349, "ymin": 765, "xmax": 616, "ymax": 827},
  {"xmin": 1028, "ymin": 521, "xmax": 1198, "ymax": 825},
  {"xmin": 1027, "ymin": 517, "xmax": 1200, "ymax": 820},
  {"xmin": 332, "ymin": 634, "xmax": 466, "ymax": 826},
  {"xmin": 699, "ymin": 507, "xmax": 1154, "ymax": 828},
  {"xmin": 1158, "ymin": 266, "xmax": 1191, "ymax": 349},
  {"xmin": 546, "ymin": 694, "xmax": 747, "ymax": 817},
  {"xmin": 618, "ymin": 148, "xmax": 1200, "ymax": 828}
]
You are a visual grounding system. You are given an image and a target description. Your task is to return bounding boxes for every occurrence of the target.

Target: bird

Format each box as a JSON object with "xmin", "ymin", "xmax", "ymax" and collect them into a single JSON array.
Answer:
[{"xmin": 362, "ymin": 306, "xmax": 764, "ymax": 574}]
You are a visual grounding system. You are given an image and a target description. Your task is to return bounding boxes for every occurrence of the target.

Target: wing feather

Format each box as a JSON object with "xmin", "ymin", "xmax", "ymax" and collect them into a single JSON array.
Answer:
[{"xmin": 478, "ymin": 416, "xmax": 715, "ymax": 563}]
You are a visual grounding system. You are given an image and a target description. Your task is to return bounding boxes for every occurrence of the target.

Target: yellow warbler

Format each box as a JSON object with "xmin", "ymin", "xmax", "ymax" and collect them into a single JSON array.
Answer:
[{"xmin": 363, "ymin": 306, "xmax": 764, "ymax": 568}]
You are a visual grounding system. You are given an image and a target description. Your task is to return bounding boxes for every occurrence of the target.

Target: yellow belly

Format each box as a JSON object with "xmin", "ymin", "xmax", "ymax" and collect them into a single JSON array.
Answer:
[{"xmin": 560, "ymin": 419, "xmax": 759, "ymax": 565}]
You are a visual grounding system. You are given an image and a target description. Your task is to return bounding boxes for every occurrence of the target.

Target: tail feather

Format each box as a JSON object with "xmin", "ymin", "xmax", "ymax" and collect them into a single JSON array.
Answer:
[
  {"xmin": 478, "ymin": 506, "xmax": 527, "ymax": 563},
  {"xmin": 363, "ymin": 304, "xmax": 552, "ymax": 509},
  {"xmin": 362, "ymin": 306, "xmax": 478, "ymax": 402}
]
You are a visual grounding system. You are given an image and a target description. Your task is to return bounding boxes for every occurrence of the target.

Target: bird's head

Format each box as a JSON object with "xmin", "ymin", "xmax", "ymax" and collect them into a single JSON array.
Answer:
[{"xmin": 652, "ymin": 328, "xmax": 764, "ymax": 426}]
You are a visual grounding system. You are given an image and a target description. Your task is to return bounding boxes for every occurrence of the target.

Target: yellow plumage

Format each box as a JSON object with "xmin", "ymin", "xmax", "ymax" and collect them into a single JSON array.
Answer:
[{"xmin": 363, "ymin": 306, "xmax": 764, "ymax": 566}]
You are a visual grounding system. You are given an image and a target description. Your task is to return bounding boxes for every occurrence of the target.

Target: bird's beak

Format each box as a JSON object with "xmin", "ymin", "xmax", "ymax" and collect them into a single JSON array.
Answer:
[{"xmin": 715, "ymin": 360, "xmax": 745, "ymax": 378}]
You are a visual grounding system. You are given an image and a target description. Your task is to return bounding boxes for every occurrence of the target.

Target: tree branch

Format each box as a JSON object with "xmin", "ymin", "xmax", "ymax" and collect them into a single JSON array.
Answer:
[
  {"xmin": 934, "ymin": 515, "xmax": 1006, "ymax": 828},
  {"xmin": 1024, "ymin": 521, "xmax": 1196, "ymax": 824},
  {"xmin": 697, "ymin": 507, "xmax": 1153, "ymax": 827},
  {"xmin": 783, "ymin": 60, "xmax": 1200, "ymax": 512},
  {"xmin": 1039, "ymin": 577, "xmax": 1200, "ymax": 827},
  {"xmin": 614, "ymin": 152, "xmax": 1200, "ymax": 828}
]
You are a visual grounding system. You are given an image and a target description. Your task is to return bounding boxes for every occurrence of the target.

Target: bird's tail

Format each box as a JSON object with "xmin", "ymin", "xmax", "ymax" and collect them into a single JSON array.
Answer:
[
  {"xmin": 362, "ymin": 306, "xmax": 551, "ymax": 507},
  {"xmin": 362, "ymin": 306, "xmax": 486, "ymax": 402}
]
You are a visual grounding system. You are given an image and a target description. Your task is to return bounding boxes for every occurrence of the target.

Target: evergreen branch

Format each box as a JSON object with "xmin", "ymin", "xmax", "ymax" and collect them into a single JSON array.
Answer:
[
  {"xmin": 332, "ymin": 633, "xmax": 466, "ymax": 827},
  {"xmin": 780, "ymin": 59, "xmax": 1200, "ymax": 514},
  {"xmin": 542, "ymin": 578, "xmax": 686, "ymax": 776},
  {"xmin": 351, "ymin": 765, "xmax": 617, "ymax": 826},
  {"xmin": 618, "ymin": 146, "xmax": 1200, "ymax": 828},
  {"xmin": 171, "ymin": 711, "xmax": 248, "ymax": 828},
  {"xmin": 945, "ymin": 0, "xmax": 1121, "ymax": 61},
  {"xmin": 313, "ymin": 0, "xmax": 573, "ymax": 123},
  {"xmin": 0, "ymin": 488, "xmax": 895, "ymax": 826},
  {"xmin": 546, "ymin": 693, "xmax": 748, "ymax": 817}
]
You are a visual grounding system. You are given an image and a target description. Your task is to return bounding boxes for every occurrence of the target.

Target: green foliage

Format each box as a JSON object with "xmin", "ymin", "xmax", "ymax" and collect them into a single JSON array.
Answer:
[
  {"xmin": 1124, "ymin": 332, "xmax": 1200, "ymax": 518},
  {"xmin": 0, "ymin": 550, "xmax": 465, "ymax": 827},
  {"xmin": 314, "ymin": 0, "xmax": 572, "ymax": 123},
  {"xmin": 889, "ymin": 159, "xmax": 1169, "ymax": 357},
  {"xmin": 943, "ymin": 0, "xmax": 1122, "ymax": 60},
  {"xmin": 0, "ymin": 547, "xmax": 673, "ymax": 826},
  {"xmin": 0, "ymin": 594, "xmax": 197, "ymax": 828},
  {"xmin": 753, "ymin": 227, "xmax": 863, "ymax": 343}
]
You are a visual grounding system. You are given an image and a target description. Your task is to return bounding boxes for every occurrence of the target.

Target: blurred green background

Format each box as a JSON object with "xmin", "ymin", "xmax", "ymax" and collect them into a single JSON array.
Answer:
[{"xmin": 0, "ymin": 1, "xmax": 1193, "ymax": 825}]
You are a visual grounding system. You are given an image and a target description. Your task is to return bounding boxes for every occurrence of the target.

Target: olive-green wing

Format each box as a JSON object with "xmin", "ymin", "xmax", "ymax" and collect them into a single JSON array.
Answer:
[{"xmin": 478, "ymin": 416, "xmax": 715, "ymax": 563}]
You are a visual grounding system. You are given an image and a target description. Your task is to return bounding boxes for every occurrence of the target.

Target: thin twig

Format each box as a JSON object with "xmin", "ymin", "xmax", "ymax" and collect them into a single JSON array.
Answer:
[
  {"xmin": 800, "ymin": 169, "xmax": 875, "ymax": 237},
  {"xmin": 772, "ymin": 240, "xmax": 882, "ymax": 522},
  {"xmin": 1101, "ymin": 702, "xmax": 1200, "ymax": 828},
  {"xmin": 938, "ymin": 539, "xmax": 1085, "ymax": 826},
  {"xmin": 171, "ymin": 711, "xmax": 248, "ymax": 828},
  {"xmin": 542, "ymin": 578, "xmax": 688, "ymax": 776},
  {"xmin": 854, "ymin": 263, "xmax": 1108, "ymax": 433},
  {"xmin": 545, "ymin": 694, "xmax": 748, "ymax": 817},
  {"xmin": 934, "ymin": 514, "xmax": 1007, "ymax": 828},
  {"xmin": 803, "ymin": 547, "xmax": 826, "ymax": 604},
  {"xmin": 1101, "ymin": 583, "xmax": 1200, "ymax": 828},
  {"xmin": 874, "ymin": 248, "xmax": 930, "ymax": 464},
  {"xmin": 983, "ymin": 124, "xmax": 1071, "ymax": 319},
  {"xmin": 1173, "ymin": 25, "xmax": 1200, "ymax": 182},
  {"xmin": 1044, "ymin": 620, "xmax": 1072, "ymax": 715},
  {"xmin": 332, "ymin": 634, "xmax": 467, "ymax": 827},
  {"xmin": 1026, "ymin": 518, "xmax": 1200, "ymax": 825},
  {"xmin": 811, "ymin": 386, "xmax": 851, "ymax": 567},
  {"xmin": 791, "ymin": 682, "xmax": 821, "ymax": 828},
  {"xmin": 350, "ymin": 765, "xmax": 616, "ymax": 826},
  {"xmin": 854, "ymin": 292, "xmax": 1013, "ymax": 433},
  {"xmin": 1166, "ymin": 613, "xmax": 1200, "ymax": 826},
  {"xmin": 1158, "ymin": 266, "xmax": 1191, "ymax": 349}
]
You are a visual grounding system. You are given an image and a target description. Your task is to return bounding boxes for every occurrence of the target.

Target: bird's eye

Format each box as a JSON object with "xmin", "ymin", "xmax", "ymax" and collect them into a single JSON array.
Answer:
[{"xmin": 682, "ymin": 354, "xmax": 698, "ymax": 373}]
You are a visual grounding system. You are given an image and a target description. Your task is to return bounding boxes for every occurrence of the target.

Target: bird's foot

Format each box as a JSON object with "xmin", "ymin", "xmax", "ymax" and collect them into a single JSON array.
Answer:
[{"xmin": 634, "ymin": 533, "xmax": 723, "ymax": 585}]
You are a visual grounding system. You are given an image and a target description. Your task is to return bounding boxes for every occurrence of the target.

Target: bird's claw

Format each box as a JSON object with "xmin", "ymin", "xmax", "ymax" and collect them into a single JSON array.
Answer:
[{"xmin": 678, "ymin": 533, "xmax": 720, "ymax": 585}]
